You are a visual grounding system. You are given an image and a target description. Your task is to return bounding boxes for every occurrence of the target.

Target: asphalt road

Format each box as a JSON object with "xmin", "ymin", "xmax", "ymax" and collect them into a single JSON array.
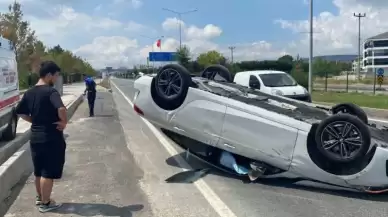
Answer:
[{"xmin": 111, "ymin": 78, "xmax": 388, "ymax": 217}]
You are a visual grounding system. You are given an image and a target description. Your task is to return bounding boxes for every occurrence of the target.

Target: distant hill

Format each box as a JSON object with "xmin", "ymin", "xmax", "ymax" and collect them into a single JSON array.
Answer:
[{"xmin": 300, "ymin": 54, "xmax": 358, "ymax": 63}]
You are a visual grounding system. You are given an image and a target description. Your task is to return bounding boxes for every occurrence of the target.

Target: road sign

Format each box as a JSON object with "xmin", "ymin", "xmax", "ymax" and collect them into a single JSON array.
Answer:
[
  {"xmin": 149, "ymin": 52, "xmax": 177, "ymax": 62},
  {"xmin": 377, "ymin": 68, "xmax": 384, "ymax": 76},
  {"xmin": 377, "ymin": 75, "xmax": 384, "ymax": 85}
]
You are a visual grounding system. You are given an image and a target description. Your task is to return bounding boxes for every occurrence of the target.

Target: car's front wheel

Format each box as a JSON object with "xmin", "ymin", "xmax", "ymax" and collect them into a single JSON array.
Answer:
[
  {"xmin": 315, "ymin": 114, "xmax": 371, "ymax": 164},
  {"xmin": 151, "ymin": 64, "xmax": 192, "ymax": 110}
]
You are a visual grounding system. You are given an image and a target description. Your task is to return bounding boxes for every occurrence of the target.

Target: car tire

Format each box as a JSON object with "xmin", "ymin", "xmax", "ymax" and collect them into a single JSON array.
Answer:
[
  {"xmin": 2, "ymin": 114, "xmax": 17, "ymax": 141},
  {"xmin": 331, "ymin": 103, "xmax": 368, "ymax": 124},
  {"xmin": 151, "ymin": 64, "xmax": 192, "ymax": 110},
  {"xmin": 200, "ymin": 65, "xmax": 232, "ymax": 82},
  {"xmin": 315, "ymin": 113, "xmax": 371, "ymax": 164}
]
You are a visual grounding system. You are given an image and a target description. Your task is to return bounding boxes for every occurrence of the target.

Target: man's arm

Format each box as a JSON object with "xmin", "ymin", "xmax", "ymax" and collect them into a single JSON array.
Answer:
[
  {"xmin": 84, "ymin": 81, "xmax": 89, "ymax": 95},
  {"xmin": 50, "ymin": 90, "xmax": 67, "ymax": 130},
  {"xmin": 15, "ymin": 94, "xmax": 32, "ymax": 123}
]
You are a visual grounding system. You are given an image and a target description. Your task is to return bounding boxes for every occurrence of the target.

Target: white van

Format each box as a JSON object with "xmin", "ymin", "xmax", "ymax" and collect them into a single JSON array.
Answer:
[
  {"xmin": 233, "ymin": 70, "xmax": 311, "ymax": 102},
  {"xmin": 0, "ymin": 37, "xmax": 19, "ymax": 141}
]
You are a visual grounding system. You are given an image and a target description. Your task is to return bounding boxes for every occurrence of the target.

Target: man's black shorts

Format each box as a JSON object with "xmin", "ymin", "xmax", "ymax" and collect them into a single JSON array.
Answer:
[{"xmin": 30, "ymin": 137, "xmax": 66, "ymax": 179}]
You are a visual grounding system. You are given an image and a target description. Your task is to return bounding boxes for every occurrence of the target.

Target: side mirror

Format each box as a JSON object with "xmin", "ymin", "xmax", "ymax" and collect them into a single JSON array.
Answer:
[{"xmin": 249, "ymin": 80, "xmax": 260, "ymax": 89}]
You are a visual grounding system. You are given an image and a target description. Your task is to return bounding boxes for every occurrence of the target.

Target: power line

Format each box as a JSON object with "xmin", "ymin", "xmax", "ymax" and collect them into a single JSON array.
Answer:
[
  {"xmin": 228, "ymin": 46, "xmax": 236, "ymax": 63},
  {"xmin": 353, "ymin": 12, "xmax": 366, "ymax": 80},
  {"xmin": 162, "ymin": 8, "xmax": 198, "ymax": 49}
]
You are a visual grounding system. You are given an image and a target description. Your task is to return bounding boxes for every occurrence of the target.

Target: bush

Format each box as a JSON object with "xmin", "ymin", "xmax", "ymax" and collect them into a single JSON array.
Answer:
[{"xmin": 291, "ymin": 70, "xmax": 308, "ymax": 89}]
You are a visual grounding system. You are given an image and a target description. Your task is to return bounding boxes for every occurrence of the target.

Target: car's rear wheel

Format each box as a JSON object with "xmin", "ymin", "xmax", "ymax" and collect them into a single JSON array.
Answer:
[
  {"xmin": 331, "ymin": 103, "xmax": 368, "ymax": 124},
  {"xmin": 2, "ymin": 114, "xmax": 17, "ymax": 141},
  {"xmin": 151, "ymin": 64, "xmax": 192, "ymax": 110},
  {"xmin": 200, "ymin": 65, "xmax": 232, "ymax": 82},
  {"xmin": 315, "ymin": 114, "xmax": 371, "ymax": 164}
]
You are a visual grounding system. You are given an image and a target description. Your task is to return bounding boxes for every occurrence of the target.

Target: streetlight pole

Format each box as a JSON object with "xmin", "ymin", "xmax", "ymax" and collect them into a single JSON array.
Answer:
[
  {"xmin": 353, "ymin": 12, "xmax": 366, "ymax": 80},
  {"xmin": 228, "ymin": 46, "xmax": 236, "ymax": 63},
  {"xmin": 162, "ymin": 8, "xmax": 198, "ymax": 49},
  {"xmin": 308, "ymin": 0, "xmax": 313, "ymax": 93}
]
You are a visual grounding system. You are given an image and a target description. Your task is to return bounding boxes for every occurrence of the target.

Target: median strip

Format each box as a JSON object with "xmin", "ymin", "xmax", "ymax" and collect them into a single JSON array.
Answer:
[{"xmin": 0, "ymin": 93, "xmax": 84, "ymax": 207}]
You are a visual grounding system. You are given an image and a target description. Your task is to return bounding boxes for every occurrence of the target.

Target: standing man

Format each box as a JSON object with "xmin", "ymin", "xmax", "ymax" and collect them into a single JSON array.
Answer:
[
  {"xmin": 83, "ymin": 74, "xmax": 97, "ymax": 117},
  {"xmin": 16, "ymin": 61, "xmax": 66, "ymax": 213}
]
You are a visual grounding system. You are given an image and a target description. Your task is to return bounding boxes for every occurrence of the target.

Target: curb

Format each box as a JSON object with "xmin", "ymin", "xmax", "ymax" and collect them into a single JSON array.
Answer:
[{"xmin": 0, "ymin": 94, "xmax": 84, "ymax": 206}]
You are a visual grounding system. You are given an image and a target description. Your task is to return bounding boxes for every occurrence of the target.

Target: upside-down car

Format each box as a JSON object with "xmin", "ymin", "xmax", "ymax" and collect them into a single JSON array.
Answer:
[{"xmin": 132, "ymin": 64, "xmax": 388, "ymax": 193}]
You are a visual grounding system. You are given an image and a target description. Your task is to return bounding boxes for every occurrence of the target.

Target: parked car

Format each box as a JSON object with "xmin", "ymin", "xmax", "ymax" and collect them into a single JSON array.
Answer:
[
  {"xmin": 0, "ymin": 37, "xmax": 19, "ymax": 141},
  {"xmin": 233, "ymin": 70, "xmax": 311, "ymax": 102},
  {"xmin": 132, "ymin": 63, "xmax": 388, "ymax": 193}
]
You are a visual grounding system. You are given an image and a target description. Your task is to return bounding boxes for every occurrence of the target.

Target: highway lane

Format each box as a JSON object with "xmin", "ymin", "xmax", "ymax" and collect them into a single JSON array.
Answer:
[{"xmin": 112, "ymin": 78, "xmax": 388, "ymax": 217}]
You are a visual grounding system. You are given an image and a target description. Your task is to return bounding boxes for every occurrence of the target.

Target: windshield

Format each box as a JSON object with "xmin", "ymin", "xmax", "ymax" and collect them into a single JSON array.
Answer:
[{"xmin": 258, "ymin": 73, "xmax": 297, "ymax": 87}]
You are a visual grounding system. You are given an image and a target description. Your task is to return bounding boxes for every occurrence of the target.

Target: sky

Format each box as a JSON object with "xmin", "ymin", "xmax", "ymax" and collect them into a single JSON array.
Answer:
[{"xmin": 0, "ymin": 0, "xmax": 388, "ymax": 69}]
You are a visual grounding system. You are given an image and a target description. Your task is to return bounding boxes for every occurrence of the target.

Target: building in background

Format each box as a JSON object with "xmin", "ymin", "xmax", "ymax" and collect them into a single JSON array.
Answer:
[
  {"xmin": 352, "ymin": 58, "xmax": 363, "ymax": 73},
  {"xmin": 363, "ymin": 31, "xmax": 388, "ymax": 78}
]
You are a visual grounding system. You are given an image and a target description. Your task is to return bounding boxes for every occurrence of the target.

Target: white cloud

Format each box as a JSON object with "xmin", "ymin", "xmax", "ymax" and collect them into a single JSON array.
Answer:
[
  {"xmin": 113, "ymin": 0, "xmax": 143, "ymax": 9},
  {"xmin": 275, "ymin": 0, "xmax": 388, "ymax": 56},
  {"xmin": 185, "ymin": 24, "xmax": 222, "ymax": 40},
  {"xmin": 19, "ymin": 0, "xmax": 388, "ymax": 69},
  {"xmin": 74, "ymin": 36, "xmax": 141, "ymax": 68},
  {"xmin": 162, "ymin": 17, "xmax": 185, "ymax": 31}
]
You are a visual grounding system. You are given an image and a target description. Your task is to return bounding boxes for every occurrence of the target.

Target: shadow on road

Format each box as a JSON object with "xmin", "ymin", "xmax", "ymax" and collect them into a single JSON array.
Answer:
[
  {"xmin": 52, "ymin": 203, "xmax": 144, "ymax": 217},
  {"xmin": 165, "ymin": 152, "xmax": 388, "ymax": 202}
]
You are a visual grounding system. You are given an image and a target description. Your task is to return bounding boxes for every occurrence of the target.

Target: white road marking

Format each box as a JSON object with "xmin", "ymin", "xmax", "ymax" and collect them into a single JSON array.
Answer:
[{"xmin": 111, "ymin": 80, "xmax": 238, "ymax": 217}]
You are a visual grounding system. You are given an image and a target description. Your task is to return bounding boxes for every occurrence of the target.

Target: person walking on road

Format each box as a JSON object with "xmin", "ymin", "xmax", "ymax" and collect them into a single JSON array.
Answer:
[
  {"xmin": 83, "ymin": 74, "xmax": 97, "ymax": 117},
  {"xmin": 16, "ymin": 61, "xmax": 66, "ymax": 213}
]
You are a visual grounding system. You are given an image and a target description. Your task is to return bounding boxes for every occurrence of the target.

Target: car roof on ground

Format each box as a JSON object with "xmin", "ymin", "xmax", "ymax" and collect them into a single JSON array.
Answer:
[{"xmin": 235, "ymin": 70, "xmax": 287, "ymax": 75}]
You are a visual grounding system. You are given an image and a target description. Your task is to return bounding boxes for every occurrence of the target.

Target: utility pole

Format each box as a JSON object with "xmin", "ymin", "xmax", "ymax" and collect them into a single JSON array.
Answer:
[
  {"xmin": 308, "ymin": 0, "xmax": 313, "ymax": 94},
  {"xmin": 353, "ymin": 12, "xmax": 366, "ymax": 80},
  {"xmin": 162, "ymin": 8, "xmax": 198, "ymax": 49},
  {"xmin": 228, "ymin": 46, "xmax": 236, "ymax": 63}
]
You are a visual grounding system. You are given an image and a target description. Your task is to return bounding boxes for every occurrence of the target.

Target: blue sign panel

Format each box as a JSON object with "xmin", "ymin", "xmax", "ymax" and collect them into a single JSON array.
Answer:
[
  {"xmin": 149, "ymin": 52, "xmax": 177, "ymax": 62},
  {"xmin": 377, "ymin": 68, "xmax": 384, "ymax": 76}
]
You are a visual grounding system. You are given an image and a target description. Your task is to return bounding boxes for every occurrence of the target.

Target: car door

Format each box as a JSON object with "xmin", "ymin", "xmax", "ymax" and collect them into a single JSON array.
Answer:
[
  {"xmin": 169, "ymin": 95, "xmax": 227, "ymax": 147},
  {"xmin": 218, "ymin": 104, "xmax": 299, "ymax": 170}
]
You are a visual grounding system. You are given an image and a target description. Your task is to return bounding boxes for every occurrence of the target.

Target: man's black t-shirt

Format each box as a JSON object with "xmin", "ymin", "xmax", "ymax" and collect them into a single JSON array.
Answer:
[{"xmin": 16, "ymin": 85, "xmax": 65, "ymax": 143}]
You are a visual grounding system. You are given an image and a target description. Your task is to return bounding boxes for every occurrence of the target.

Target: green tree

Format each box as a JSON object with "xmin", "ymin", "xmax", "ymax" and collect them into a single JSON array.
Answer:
[
  {"xmin": 0, "ymin": 2, "xmax": 36, "ymax": 60},
  {"xmin": 277, "ymin": 55, "xmax": 293, "ymax": 65},
  {"xmin": 196, "ymin": 50, "xmax": 225, "ymax": 67},
  {"xmin": 176, "ymin": 45, "xmax": 191, "ymax": 68}
]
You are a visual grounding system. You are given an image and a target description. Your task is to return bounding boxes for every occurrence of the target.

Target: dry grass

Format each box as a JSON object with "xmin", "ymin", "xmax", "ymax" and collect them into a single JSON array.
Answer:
[{"xmin": 312, "ymin": 91, "xmax": 388, "ymax": 109}]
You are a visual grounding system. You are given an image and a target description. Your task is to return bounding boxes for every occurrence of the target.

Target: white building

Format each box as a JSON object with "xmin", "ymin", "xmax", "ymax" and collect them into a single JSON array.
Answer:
[
  {"xmin": 352, "ymin": 58, "xmax": 362, "ymax": 73},
  {"xmin": 363, "ymin": 31, "xmax": 388, "ymax": 78}
]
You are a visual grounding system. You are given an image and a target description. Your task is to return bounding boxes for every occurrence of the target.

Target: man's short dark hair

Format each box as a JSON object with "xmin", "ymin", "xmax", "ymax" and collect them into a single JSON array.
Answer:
[{"xmin": 39, "ymin": 61, "xmax": 61, "ymax": 78}]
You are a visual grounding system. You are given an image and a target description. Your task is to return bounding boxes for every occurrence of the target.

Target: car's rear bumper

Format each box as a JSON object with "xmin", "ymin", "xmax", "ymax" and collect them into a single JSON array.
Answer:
[{"xmin": 342, "ymin": 146, "xmax": 388, "ymax": 188}]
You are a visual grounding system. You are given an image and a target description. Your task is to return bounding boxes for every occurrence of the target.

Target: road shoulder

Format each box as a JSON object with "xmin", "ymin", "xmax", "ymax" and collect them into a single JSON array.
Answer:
[{"xmin": 4, "ymin": 92, "xmax": 153, "ymax": 217}]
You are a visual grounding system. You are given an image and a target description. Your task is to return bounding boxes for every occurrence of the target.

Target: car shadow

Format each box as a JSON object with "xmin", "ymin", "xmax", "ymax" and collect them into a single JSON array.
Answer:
[
  {"xmin": 165, "ymin": 152, "xmax": 388, "ymax": 202},
  {"xmin": 51, "ymin": 203, "xmax": 144, "ymax": 217}
]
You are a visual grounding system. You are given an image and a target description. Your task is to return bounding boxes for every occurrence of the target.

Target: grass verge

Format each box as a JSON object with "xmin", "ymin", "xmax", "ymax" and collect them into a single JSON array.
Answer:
[{"xmin": 312, "ymin": 91, "xmax": 388, "ymax": 109}]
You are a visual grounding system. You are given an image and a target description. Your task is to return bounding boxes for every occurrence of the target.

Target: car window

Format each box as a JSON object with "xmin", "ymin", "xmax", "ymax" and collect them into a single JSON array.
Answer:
[
  {"xmin": 258, "ymin": 73, "xmax": 297, "ymax": 87},
  {"xmin": 249, "ymin": 75, "xmax": 259, "ymax": 82}
]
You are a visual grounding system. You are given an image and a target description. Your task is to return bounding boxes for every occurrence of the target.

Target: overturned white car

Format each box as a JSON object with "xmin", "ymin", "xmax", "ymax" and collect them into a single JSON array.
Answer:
[{"xmin": 132, "ymin": 64, "xmax": 388, "ymax": 193}]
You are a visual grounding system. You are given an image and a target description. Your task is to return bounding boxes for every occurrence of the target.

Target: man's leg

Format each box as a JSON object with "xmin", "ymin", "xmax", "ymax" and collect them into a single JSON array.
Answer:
[
  {"xmin": 88, "ymin": 92, "xmax": 96, "ymax": 117},
  {"xmin": 30, "ymin": 144, "xmax": 43, "ymax": 205},
  {"xmin": 35, "ymin": 177, "xmax": 42, "ymax": 204},
  {"xmin": 38, "ymin": 142, "xmax": 65, "ymax": 212}
]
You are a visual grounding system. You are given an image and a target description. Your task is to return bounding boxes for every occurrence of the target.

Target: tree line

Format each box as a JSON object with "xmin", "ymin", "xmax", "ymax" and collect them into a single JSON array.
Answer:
[
  {"xmin": 0, "ymin": 2, "xmax": 95, "ymax": 89},
  {"xmin": 121, "ymin": 45, "xmax": 351, "ymax": 89}
]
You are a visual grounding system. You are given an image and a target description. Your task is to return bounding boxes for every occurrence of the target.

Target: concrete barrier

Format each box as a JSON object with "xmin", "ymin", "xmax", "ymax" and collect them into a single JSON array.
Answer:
[{"xmin": 0, "ymin": 94, "xmax": 84, "ymax": 206}]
